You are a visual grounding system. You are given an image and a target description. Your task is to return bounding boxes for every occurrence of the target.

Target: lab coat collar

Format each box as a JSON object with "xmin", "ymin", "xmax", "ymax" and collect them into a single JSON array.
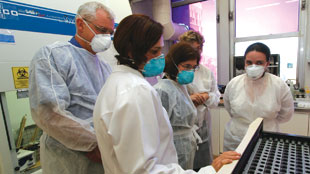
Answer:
[
  {"xmin": 69, "ymin": 36, "xmax": 82, "ymax": 48},
  {"xmin": 68, "ymin": 37, "xmax": 99, "ymax": 57},
  {"xmin": 61, "ymin": 40, "xmax": 97, "ymax": 58},
  {"xmin": 114, "ymin": 65, "xmax": 144, "ymax": 78},
  {"xmin": 165, "ymin": 79, "xmax": 190, "ymax": 99},
  {"xmin": 168, "ymin": 78, "xmax": 187, "ymax": 90}
]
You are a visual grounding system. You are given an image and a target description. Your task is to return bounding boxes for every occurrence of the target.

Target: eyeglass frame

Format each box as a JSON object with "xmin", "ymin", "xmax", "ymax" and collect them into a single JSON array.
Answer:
[
  {"xmin": 82, "ymin": 18, "xmax": 114, "ymax": 35},
  {"xmin": 179, "ymin": 63, "xmax": 200, "ymax": 71}
]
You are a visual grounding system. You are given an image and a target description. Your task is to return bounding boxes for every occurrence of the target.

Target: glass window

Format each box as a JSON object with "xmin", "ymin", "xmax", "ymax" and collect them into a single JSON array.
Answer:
[
  {"xmin": 235, "ymin": 37, "xmax": 298, "ymax": 81},
  {"xmin": 189, "ymin": 0, "xmax": 217, "ymax": 79},
  {"xmin": 236, "ymin": 0, "xmax": 299, "ymax": 38}
]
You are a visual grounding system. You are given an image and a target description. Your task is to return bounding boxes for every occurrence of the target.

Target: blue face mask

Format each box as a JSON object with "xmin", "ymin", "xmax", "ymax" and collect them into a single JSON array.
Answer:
[
  {"xmin": 177, "ymin": 70, "xmax": 194, "ymax": 85},
  {"xmin": 142, "ymin": 54, "xmax": 165, "ymax": 77}
]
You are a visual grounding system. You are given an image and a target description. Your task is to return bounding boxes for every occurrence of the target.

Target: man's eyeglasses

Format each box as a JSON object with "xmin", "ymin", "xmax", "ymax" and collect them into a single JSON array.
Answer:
[
  {"xmin": 83, "ymin": 18, "xmax": 114, "ymax": 35},
  {"xmin": 179, "ymin": 63, "xmax": 199, "ymax": 71}
]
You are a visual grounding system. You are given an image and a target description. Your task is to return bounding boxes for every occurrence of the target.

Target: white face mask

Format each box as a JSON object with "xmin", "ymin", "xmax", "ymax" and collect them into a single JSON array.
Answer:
[
  {"xmin": 245, "ymin": 64, "xmax": 265, "ymax": 80},
  {"xmin": 77, "ymin": 18, "xmax": 112, "ymax": 53},
  {"xmin": 90, "ymin": 34, "xmax": 111, "ymax": 53}
]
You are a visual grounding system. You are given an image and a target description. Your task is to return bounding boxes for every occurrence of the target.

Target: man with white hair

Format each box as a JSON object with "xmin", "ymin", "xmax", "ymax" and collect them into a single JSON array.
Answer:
[{"xmin": 29, "ymin": 1, "xmax": 115, "ymax": 173}]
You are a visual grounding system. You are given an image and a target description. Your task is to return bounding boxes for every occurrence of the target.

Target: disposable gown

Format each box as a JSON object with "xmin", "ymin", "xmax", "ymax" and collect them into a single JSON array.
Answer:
[
  {"xmin": 154, "ymin": 79, "xmax": 198, "ymax": 170},
  {"xmin": 187, "ymin": 65, "xmax": 220, "ymax": 168},
  {"xmin": 29, "ymin": 40, "xmax": 111, "ymax": 174},
  {"xmin": 223, "ymin": 73, "xmax": 294, "ymax": 151},
  {"xmin": 93, "ymin": 65, "xmax": 216, "ymax": 174}
]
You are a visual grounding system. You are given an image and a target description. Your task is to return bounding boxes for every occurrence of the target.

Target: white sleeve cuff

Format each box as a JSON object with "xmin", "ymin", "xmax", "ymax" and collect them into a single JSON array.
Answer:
[{"xmin": 198, "ymin": 165, "xmax": 216, "ymax": 174}]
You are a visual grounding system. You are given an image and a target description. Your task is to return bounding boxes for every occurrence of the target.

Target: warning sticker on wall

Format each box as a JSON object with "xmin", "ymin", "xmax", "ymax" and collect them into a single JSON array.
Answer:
[{"xmin": 12, "ymin": 67, "xmax": 29, "ymax": 89}]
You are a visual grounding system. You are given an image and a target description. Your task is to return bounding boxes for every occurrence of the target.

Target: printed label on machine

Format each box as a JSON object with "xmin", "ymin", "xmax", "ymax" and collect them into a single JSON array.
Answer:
[{"xmin": 12, "ymin": 66, "xmax": 29, "ymax": 89}]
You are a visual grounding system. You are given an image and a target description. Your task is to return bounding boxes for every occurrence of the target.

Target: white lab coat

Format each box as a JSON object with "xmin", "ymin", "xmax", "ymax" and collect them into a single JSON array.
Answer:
[
  {"xmin": 223, "ymin": 73, "xmax": 294, "ymax": 151},
  {"xmin": 187, "ymin": 65, "xmax": 220, "ymax": 168},
  {"xmin": 29, "ymin": 40, "xmax": 111, "ymax": 173},
  {"xmin": 93, "ymin": 65, "xmax": 216, "ymax": 174}
]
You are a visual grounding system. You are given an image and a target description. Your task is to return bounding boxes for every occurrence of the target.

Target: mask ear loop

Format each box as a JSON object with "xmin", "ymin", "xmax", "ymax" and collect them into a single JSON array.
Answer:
[
  {"xmin": 78, "ymin": 14, "xmax": 97, "ymax": 35},
  {"xmin": 76, "ymin": 34, "xmax": 90, "ymax": 44},
  {"xmin": 82, "ymin": 19, "xmax": 97, "ymax": 35},
  {"xmin": 122, "ymin": 56, "xmax": 136, "ymax": 65},
  {"xmin": 76, "ymin": 15, "xmax": 96, "ymax": 44},
  {"xmin": 139, "ymin": 55, "xmax": 152, "ymax": 73},
  {"xmin": 165, "ymin": 57, "xmax": 179, "ymax": 80}
]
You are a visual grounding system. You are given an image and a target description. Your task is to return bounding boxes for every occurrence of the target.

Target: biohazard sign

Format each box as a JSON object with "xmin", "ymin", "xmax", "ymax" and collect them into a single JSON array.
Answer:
[{"xmin": 12, "ymin": 67, "xmax": 29, "ymax": 89}]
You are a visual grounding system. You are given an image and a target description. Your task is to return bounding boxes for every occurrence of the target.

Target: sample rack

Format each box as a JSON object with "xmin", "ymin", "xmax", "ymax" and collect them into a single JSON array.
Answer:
[{"xmin": 218, "ymin": 118, "xmax": 310, "ymax": 174}]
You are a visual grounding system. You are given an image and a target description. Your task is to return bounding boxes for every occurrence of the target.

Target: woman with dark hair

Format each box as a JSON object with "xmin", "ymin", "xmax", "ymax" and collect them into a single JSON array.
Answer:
[
  {"xmin": 223, "ymin": 42, "xmax": 294, "ymax": 151},
  {"xmin": 179, "ymin": 30, "xmax": 221, "ymax": 170},
  {"xmin": 93, "ymin": 14, "xmax": 240, "ymax": 174},
  {"xmin": 154, "ymin": 42, "xmax": 201, "ymax": 169}
]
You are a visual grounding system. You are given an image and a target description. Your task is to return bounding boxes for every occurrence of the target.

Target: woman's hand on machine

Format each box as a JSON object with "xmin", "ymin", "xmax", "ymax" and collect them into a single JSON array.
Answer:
[{"xmin": 211, "ymin": 151, "xmax": 241, "ymax": 172}]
